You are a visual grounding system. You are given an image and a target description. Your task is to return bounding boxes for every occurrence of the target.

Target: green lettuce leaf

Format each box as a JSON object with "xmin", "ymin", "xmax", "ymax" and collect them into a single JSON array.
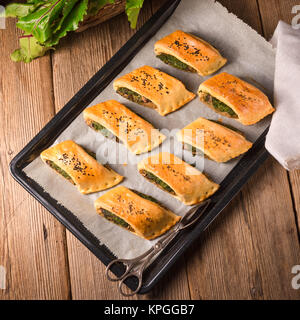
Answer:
[
  {"xmin": 11, "ymin": 34, "xmax": 51, "ymax": 62},
  {"xmin": 16, "ymin": 0, "xmax": 66, "ymax": 43},
  {"xmin": 27, "ymin": 0, "xmax": 48, "ymax": 4},
  {"xmin": 52, "ymin": 0, "xmax": 80, "ymax": 34},
  {"xmin": 87, "ymin": 0, "xmax": 115, "ymax": 16},
  {"xmin": 7, "ymin": 0, "xmax": 145, "ymax": 63},
  {"xmin": 125, "ymin": 0, "xmax": 144, "ymax": 28},
  {"xmin": 47, "ymin": 0, "xmax": 89, "ymax": 46},
  {"xmin": 5, "ymin": 3, "xmax": 42, "ymax": 18}
]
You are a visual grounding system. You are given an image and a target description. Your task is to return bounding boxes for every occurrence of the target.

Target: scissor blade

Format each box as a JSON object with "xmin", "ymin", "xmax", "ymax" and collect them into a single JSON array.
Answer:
[{"xmin": 180, "ymin": 199, "xmax": 211, "ymax": 227}]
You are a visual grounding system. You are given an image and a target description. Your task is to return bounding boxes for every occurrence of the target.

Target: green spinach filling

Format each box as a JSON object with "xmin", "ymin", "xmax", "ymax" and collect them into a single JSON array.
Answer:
[
  {"xmin": 140, "ymin": 170, "xmax": 175, "ymax": 194},
  {"xmin": 46, "ymin": 160, "xmax": 74, "ymax": 184},
  {"xmin": 157, "ymin": 53, "xmax": 196, "ymax": 72},
  {"xmin": 116, "ymin": 87, "xmax": 153, "ymax": 106},
  {"xmin": 81, "ymin": 146, "xmax": 96, "ymax": 159},
  {"xmin": 201, "ymin": 91, "xmax": 238, "ymax": 118},
  {"xmin": 131, "ymin": 189, "xmax": 161, "ymax": 205},
  {"xmin": 90, "ymin": 120, "xmax": 119, "ymax": 141},
  {"xmin": 212, "ymin": 98, "xmax": 237, "ymax": 117},
  {"xmin": 183, "ymin": 143, "xmax": 205, "ymax": 157},
  {"xmin": 100, "ymin": 208, "xmax": 133, "ymax": 231}
]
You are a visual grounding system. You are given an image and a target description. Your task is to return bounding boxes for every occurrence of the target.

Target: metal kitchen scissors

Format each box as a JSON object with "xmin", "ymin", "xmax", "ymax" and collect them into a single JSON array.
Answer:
[{"xmin": 105, "ymin": 199, "xmax": 211, "ymax": 296}]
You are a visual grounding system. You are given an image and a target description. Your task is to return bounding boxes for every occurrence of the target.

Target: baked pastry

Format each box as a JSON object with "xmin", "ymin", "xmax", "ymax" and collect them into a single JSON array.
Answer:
[
  {"xmin": 83, "ymin": 100, "xmax": 166, "ymax": 154},
  {"xmin": 154, "ymin": 30, "xmax": 227, "ymax": 76},
  {"xmin": 40, "ymin": 140, "xmax": 123, "ymax": 194},
  {"xmin": 138, "ymin": 152, "xmax": 219, "ymax": 205},
  {"xmin": 94, "ymin": 186, "xmax": 180, "ymax": 240},
  {"xmin": 198, "ymin": 72, "xmax": 275, "ymax": 125},
  {"xmin": 113, "ymin": 65, "xmax": 195, "ymax": 116},
  {"xmin": 177, "ymin": 117, "xmax": 253, "ymax": 162}
]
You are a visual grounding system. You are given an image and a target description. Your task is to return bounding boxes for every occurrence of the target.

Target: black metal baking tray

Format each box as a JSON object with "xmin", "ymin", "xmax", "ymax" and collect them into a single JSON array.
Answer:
[{"xmin": 9, "ymin": 0, "xmax": 270, "ymax": 294}]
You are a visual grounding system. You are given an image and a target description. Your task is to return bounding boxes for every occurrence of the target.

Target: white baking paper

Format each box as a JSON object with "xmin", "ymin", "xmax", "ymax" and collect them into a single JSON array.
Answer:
[{"xmin": 24, "ymin": 0, "xmax": 275, "ymax": 259}]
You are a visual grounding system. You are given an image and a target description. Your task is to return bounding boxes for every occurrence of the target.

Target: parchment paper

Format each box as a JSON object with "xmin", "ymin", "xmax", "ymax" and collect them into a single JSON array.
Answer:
[{"xmin": 24, "ymin": 0, "xmax": 275, "ymax": 259}]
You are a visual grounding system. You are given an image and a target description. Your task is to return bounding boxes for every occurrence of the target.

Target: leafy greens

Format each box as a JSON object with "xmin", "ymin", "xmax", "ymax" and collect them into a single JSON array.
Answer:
[{"xmin": 6, "ymin": 0, "xmax": 145, "ymax": 62}]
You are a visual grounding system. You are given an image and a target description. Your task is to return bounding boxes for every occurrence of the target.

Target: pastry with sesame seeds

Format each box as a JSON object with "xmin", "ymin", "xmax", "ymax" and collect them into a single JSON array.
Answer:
[
  {"xmin": 94, "ymin": 186, "xmax": 180, "ymax": 240},
  {"xmin": 138, "ymin": 152, "xmax": 219, "ymax": 205},
  {"xmin": 177, "ymin": 117, "xmax": 253, "ymax": 162},
  {"xmin": 84, "ymin": 100, "xmax": 166, "ymax": 154},
  {"xmin": 113, "ymin": 65, "xmax": 195, "ymax": 116},
  {"xmin": 198, "ymin": 72, "xmax": 275, "ymax": 125},
  {"xmin": 40, "ymin": 140, "xmax": 123, "ymax": 194},
  {"xmin": 154, "ymin": 30, "xmax": 227, "ymax": 76}
]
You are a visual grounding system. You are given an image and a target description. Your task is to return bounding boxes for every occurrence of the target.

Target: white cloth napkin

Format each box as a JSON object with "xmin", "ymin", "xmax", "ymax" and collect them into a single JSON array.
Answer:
[{"xmin": 265, "ymin": 21, "xmax": 300, "ymax": 170}]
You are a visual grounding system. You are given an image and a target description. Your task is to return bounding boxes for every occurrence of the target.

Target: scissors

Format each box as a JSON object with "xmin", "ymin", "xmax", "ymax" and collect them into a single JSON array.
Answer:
[{"xmin": 105, "ymin": 199, "xmax": 211, "ymax": 296}]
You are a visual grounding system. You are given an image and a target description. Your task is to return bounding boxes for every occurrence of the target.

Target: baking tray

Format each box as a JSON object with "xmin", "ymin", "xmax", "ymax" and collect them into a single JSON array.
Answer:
[{"xmin": 9, "ymin": 0, "xmax": 269, "ymax": 294}]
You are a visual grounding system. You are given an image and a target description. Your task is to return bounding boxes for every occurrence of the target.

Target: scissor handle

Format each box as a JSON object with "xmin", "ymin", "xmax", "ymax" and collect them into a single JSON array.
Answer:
[
  {"xmin": 106, "ymin": 259, "xmax": 133, "ymax": 282},
  {"xmin": 106, "ymin": 245, "xmax": 155, "ymax": 282},
  {"xmin": 105, "ymin": 200, "xmax": 211, "ymax": 295},
  {"xmin": 118, "ymin": 270, "xmax": 143, "ymax": 297},
  {"xmin": 117, "ymin": 255, "xmax": 150, "ymax": 296}
]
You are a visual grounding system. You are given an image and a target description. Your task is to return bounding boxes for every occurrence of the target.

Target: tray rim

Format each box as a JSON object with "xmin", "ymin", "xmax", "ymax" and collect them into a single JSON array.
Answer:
[{"xmin": 9, "ymin": 0, "xmax": 270, "ymax": 294}]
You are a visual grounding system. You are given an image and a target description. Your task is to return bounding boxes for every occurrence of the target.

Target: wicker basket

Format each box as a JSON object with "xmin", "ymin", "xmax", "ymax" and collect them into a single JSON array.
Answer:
[{"xmin": 77, "ymin": 0, "xmax": 126, "ymax": 32}]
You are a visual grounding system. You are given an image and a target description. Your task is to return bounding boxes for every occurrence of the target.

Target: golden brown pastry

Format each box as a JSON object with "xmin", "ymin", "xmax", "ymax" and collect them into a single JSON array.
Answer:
[
  {"xmin": 113, "ymin": 65, "xmax": 195, "ymax": 116},
  {"xmin": 154, "ymin": 30, "xmax": 227, "ymax": 76},
  {"xmin": 94, "ymin": 186, "xmax": 180, "ymax": 240},
  {"xmin": 40, "ymin": 140, "xmax": 123, "ymax": 194},
  {"xmin": 177, "ymin": 117, "xmax": 253, "ymax": 162},
  {"xmin": 198, "ymin": 72, "xmax": 275, "ymax": 125},
  {"xmin": 138, "ymin": 152, "xmax": 219, "ymax": 205},
  {"xmin": 83, "ymin": 100, "xmax": 166, "ymax": 154}
]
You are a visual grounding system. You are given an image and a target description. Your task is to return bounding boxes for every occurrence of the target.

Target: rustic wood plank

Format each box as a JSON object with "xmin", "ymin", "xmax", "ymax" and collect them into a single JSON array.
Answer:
[
  {"xmin": 141, "ymin": 257, "xmax": 190, "ymax": 300},
  {"xmin": 0, "ymin": 19, "xmax": 70, "ymax": 299},
  {"xmin": 289, "ymin": 171, "xmax": 300, "ymax": 235},
  {"xmin": 187, "ymin": 158, "xmax": 300, "ymax": 299},
  {"xmin": 185, "ymin": 0, "xmax": 300, "ymax": 300},
  {"xmin": 258, "ymin": 0, "xmax": 300, "ymax": 39},
  {"xmin": 66, "ymin": 236, "xmax": 190, "ymax": 300},
  {"xmin": 50, "ymin": 0, "xmax": 190, "ymax": 299}
]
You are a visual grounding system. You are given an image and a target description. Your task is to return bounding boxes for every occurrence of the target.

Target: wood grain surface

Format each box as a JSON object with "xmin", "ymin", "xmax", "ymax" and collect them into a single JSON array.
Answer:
[
  {"xmin": 0, "ymin": 0, "xmax": 299, "ymax": 300},
  {"xmin": 0, "ymin": 19, "xmax": 70, "ymax": 300}
]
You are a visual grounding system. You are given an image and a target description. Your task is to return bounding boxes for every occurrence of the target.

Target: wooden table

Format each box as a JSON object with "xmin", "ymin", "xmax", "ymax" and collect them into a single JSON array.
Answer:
[{"xmin": 0, "ymin": 0, "xmax": 300, "ymax": 300}]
